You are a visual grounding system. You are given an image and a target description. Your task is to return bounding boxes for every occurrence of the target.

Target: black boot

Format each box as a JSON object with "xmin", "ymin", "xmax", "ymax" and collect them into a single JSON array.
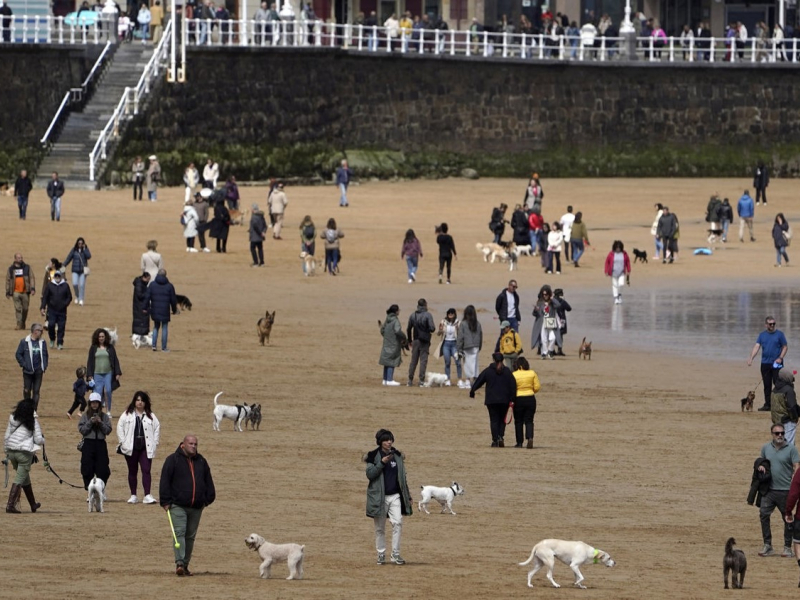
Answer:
[
  {"xmin": 22, "ymin": 484, "xmax": 40, "ymax": 513},
  {"xmin": 6, "ymin": 484, "xmax": 21, "ymax": 513}
]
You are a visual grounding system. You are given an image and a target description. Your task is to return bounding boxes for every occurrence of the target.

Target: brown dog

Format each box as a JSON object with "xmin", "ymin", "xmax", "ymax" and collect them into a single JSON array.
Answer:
[
  {"xmin": 578, "ymin": 337, "xmax": 592, "ymax": 360},
  {"xmin": 257, "ymin": 310, "xmax": 276, "ymax": 346},
  {"xmin": 741, "ymin": 391, "xmax": 755, "ymax": 412}
]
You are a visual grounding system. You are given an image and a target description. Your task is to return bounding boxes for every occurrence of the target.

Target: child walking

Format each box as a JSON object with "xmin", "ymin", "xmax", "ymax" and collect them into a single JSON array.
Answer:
[{"xmin": 67, "ymin": 366, "xmax": 91, "ymax": 419}]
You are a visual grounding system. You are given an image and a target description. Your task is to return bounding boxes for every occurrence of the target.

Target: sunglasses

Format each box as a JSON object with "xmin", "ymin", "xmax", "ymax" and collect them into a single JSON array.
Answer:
[
  {"xmin": 767, "ymin": 323, "xmax": 776, "ymax": 327},
  {"xmin": 773, "ymin": 431, "xmax": 786, "ymax": 436}
]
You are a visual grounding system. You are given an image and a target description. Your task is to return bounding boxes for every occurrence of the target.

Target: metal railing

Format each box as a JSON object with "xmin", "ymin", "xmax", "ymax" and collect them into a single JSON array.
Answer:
[
  {"xmin": 182, "ymin": 18, "xmax": 800, "ymax": 64},
  {"xmin": 89, "ymin": 19, "xmax": 173, "ymax": 182},
  {"xmin": 0, "ymin": 15, "xmax": 108, "ymax": 44},
  {"xmin": 40, "ymin": 40, "xmax": 114, "ymax": 146}
]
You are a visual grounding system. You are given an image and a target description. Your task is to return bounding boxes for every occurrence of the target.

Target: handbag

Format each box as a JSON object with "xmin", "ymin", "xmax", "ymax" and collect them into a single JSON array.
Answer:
[
  {"xmin": 77, "ymin": 439, "xmax": 84, "ymax": 451},
  {"xmin": 433, "ymin": 338, "xmax": 444, "ymax": 359},
  {"xmin": 83, "ymin": 266, "xmax": 90, "ymax": 276},
  {"xmin": 783, "ymin": 227, "xmax": 793, "ymax": 246},
  {"xmin": 544, "ymin": 317, "xmax": 557, "ymax": 329}
]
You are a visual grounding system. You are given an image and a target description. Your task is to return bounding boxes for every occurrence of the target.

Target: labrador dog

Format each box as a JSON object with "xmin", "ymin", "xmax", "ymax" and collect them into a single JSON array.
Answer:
[
  {"xmin": 418, "ymin": 482, "xmax": 465, "ymax": 515},
  {"xmin": 519, "ymin": 539, "xmax": 615, "ymax": 589},
  {"xmin": 245, "ymin": 533, "xmax": 305, "ymax": 580},
  {"xmin": 212, "ymin": 392, "xmax": 252, "ymax": 432}
]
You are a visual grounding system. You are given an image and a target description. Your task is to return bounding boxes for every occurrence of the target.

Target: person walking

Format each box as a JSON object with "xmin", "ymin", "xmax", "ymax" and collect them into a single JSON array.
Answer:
[
  {"xmin": 570, "ymin": 212, "xmax": 590, "ymax": 267},
  {"xmin": 406, "ymin": 298, "xmax": 435, "ymax": 387},
  {"xmin": 67, "ymin": 366, "xmax": 90, "ymax": 419},
  {"xmin": 771, "ymin": 368, "xmax": 799, "ymax": 445},
  {"xmin": 209, "ymin": 198, "xmax": 231, "ymax": 253},
  {"xmin": 364, "ymin": 429, "xmax": 412, "ymax": 565},
  {"xmin": 193, "ymin": 191, "xmax": 211, "ymax": 252},
  {"xmin": 181, "ymin": 199, "xmax": 200, "ymax": 253},
  {"xmin": 131, "ymin": 156, "xmax": 145, "ymax": 201},
  {"xmin": 117, "ymin": 391, "xmax": 161, "ymax": 505},
  {"xmin": 140, "ymin": 240, "xmax": 163, "ymax": 281},
  {"xmin": 436, "ymin": 308, "xmax": 463, "ymax": 387},
  {"xmin": 512, "ymin": 357, "xmax": 540, "ymax": 449},
  {"xmin": 435, "ymin": 223, "xmax": 457, "ymax": 285},
  {"xmin": 457, "ymin": 305, "xmax": 482, "ymax": 389},
  {"xmin": 13, "ymin": 169, "xmax": 33, "ymax": 220},
  {"xmin": 559, "ymin": 206, "xmax": 575, "ymax": 262},
  {"xmin": 489, "ymin": 203, "xmax": 508, "ymax": 244},
  {"xmin": 720, "ymin": 198, "xmax": 733, "ymax": 243},
  {"xmin": 336, "ymin": 159, "xmax": 352, "ymax": 207},
  {"xmin": 657, "ymin": 206, "xmax": 680, "ymax": 262},
  {"xmin": 143, "ymin": 269, "xmax": 178, "ymax": 352},
  {"xmin": 46, "ymin": 172, "xmax": 65, "ymax": 222},
  {"xmin": 78, "ymin": 392, "xmax": 112, "ymax": 496},
  {"xmin": 748, "ymin": 316, "xmax": 789, "ymax": 411},
  {"xmin": 651, "ymin": 203, "xmax": 664, "ymax": 258},
  {"xmin": 146, "ymin": 155, "xmax": 161, "ymax": 201},
  {"xmin": 604, "ymin": 240, "xmax": 632, "ymax": 305},
  {"xmin": 159, "ymin": 434, "xmax": 216, "ymax": 576},
  {"xmin": 401, "ymin": 229, "xmax": 422, "ymax": 284},
  {"xmin": 6, "ymin": 253, "xmax": 36, "ymax": 331},
  {"xmin": 132, "ymin": 272, "xmax": 151, "ymax": 340},
  {"xmin": 469, "ymin": 352, "xmax": 516, "ymax": 447},
  {"xmin": 268, "ymin": 182, "xmax": 288, "ymax": 240},
  {"xmin": 757, "ymin": 422, "xmax": 799, "ymax": 558},
  {"xmin": 379, "ymin": 304, "xmax": 404, "ymax": 386},
  {"xmin": 754, "ymin": 162, "xmax": 770, "ymax": 206},
  {"xmin": 546, "ymin": 222, "xmax": 563, "ymax": 274},
  {"xmin": 321, "ymin": 218, "xmax": 344, "ymax": 275},
  {"xmin": 298, "ymin": 215, "xmax": 315, "ymax": 274},
  {"xmin": 39, "ymin": 270, "xmax": 72, "ymax": 350},
  {"xmin": 15, "ymin": 324, "xmax": 47, "ymax": 411},
  {"xmin": 510, "ymin": 204, "xmax": 530, "ymax": 248},
  {"xmin": 495, "ymin": 320, "xmax": 523, "ymax": 370},
  {"xmin": 531, "ymin": 285, "xmax": 561, "ymax": 359},
  {"xmin": 4, "ymin": 399, "xmax": 44, "ymax": 513},
  {"xmin": 63, "ymin": 237, "xmax": 91, "ymax": 306},
  {"xmin": 552, "ymin": 288, "xmax": 572, "ymax": 355},
  {"xmin": 773, "ymin": 213, "xmax": 790, "ymax": 267},
  {"xmin": 86, "ymin": 328, "xmax": 122, "ymax": 417},
  {"xmin": 249, "ymin": 204, "xmax": 268, "ymax": 267},
  {"xmin": 495, "ymin": 279, "xmax": 521, "ymax": 332},
  {"xmin": 738, "ymin": 190, "xmax": 756, "ymax": 243}
]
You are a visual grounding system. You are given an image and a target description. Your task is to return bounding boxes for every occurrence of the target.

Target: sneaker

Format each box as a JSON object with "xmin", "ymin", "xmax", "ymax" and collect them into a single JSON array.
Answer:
[
  {"xmin": 491, "ymin": 441, "xmax": 498, "ymax": 447},
  {"xmin": 58, "ymin": 345, "xmax": 63, "ymax": 350},
  {"xmin": 162, "ymin": 349, "xmax": 170, "ymax": 353},
  {"xmin": 385, "ymin": 381, "xmax": 400, "ymax": 387},
  {"xmin": 541, "ymin": 355, "xmax": 547, "ymax": 360},
  {"xmin": 79, "ymin": 300, "xmax": 84, "ymax": 306},
  {"xmin": 202, "ymin": 248, "xmax": 211, "ymax": 253},
  {"xmin": 49, "ymin": 341, "xmax": 55, "ymax": 348},
  {"xmin": 377, "ymin": 553, "xmax": 386, "ymax": 565},
  {"xmin": 152, "ymin": 347, "xmax": 157, "ymax": 352},
  {"xmin": 382, "ymin": 380, "xmax": 387, "ymax": 386},
  {"xmin": 782, "ymin": 546, "xmax": 793, "ymax": 557},
  {"xmin": 390, "ymin": 552, "xmax": 406, "ymax": 565},
  {"xmin": 446, "ymin": 280, "xmax": 451, "ymax": 284},
  {"xmin": 444, "ymin": 381, "xmax": 451, "ymax": 387},
  {"xmin": 408, "ymin": 278, "xmax": 413, "ymax": 284},
  {"xmin": 418, "ymin": 382, "xmax": 425, "ymax": 387},
  {"xmin": 457, "ymin": 380, "xmax": 464, "ymax": 388},
  {"xmin": 759, "ymin": 544, "xmax": 775, "ymax": 557},
  {"xmin": 74, "ymin": 298, "xmax": 79, "ymax": 304},
  {"xmin": 66, "ymin": 412, "xmax": 72, "ymax": 419},
  {"xmin": 514, "ymin": 443, "xmax": 523, "ymax": 448},
  {"xmin": 143, "ymin": 494, "xmax": 157, "ymax": 504},
  {"xmin": 127, "ymin": 495, "xmax": 138, "ymax": 504},
  {"xmin": 407, "ymin": 381, "xmax": 413, "ymax": 387},
  {"xmin": 438, "ymin": 276, "xmax": 443, "ymax": 284},
  {"xmin": 188, "ymin": 248, "xmax": 199, "ymax": 253},
  {"xmin": 410, "ymin": 272, "xmax": 415, "ymax": 282}
]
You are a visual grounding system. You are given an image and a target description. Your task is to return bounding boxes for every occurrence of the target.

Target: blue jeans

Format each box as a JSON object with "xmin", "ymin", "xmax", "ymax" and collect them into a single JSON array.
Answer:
[
  {"xmin": 382, "ymin": 366, "xmax": 395, "ymax": 381},
  {"xmin": 721, "ymin": 218, "xmax": 730, "ymax": 241},
  {"xmin": 50, "ymin": 196, "xmax": 61, "ymax": 221},
  {"xmin": 528, "ymin": 229, "xmax": 538, "ymax": 250},
  {"xmin": 17, "ymin": 195, "xmax": 28, "ymax": 219},
  {"xmin": 152, "ymin": 320, "xmax": 169, "ymax": 350},
  {"xmin": 140, "ymin": 23, "xmax": 149, "ymax": 41},
  {"xmin": 506, "ymin": 317, "xmax": 519, "ymax": 332},
  {"xmin": 442, "ymin": 340, "xmax": 462, "ymax": 379},
  {"xmin": 93, "ymin": 371, "xmax": 114, "ymax": 413},
  {"xmin": 571, "ymin": 240, "xmax": 585, "ymax": 264},
  {"xmin": 198, "ymin": 21, "xmax": 208, "ymax": 45},
  {"xmin": 654, "ymin": 235, "xmax": 663, "ymax": 256},
  {"xmin": 776, "ymin": 247, "xmax": 789, "ymax": 265},
  {"xmin": 148, "ymin": 190, "xmax": 157, "ymax": 201},
  {"xmin": 339, "ymin": 183, "xmax": 349, "ymax": 206},
  {"xmin": 71, "ymin": 272, "xmax": 87, "ymax": 303},
  {"xmin": 406, "ymin": 256, "xmax": 418, "ymax": 280}
]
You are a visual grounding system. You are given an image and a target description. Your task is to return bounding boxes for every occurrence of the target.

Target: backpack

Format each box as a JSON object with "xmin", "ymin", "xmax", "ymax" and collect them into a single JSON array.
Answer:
[
  {"xmin": 325, "ymin": 229, "xmax": 337, "ymax": 244},
  {"xmin": 303, "ymin": 225, "xmax": 315, "ymax": 240}
]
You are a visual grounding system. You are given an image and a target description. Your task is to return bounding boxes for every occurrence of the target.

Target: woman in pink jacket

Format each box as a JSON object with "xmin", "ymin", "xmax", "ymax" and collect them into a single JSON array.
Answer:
[{"xmin": 604, "ymin": 240, "xmax": 631, "ymax": 305}]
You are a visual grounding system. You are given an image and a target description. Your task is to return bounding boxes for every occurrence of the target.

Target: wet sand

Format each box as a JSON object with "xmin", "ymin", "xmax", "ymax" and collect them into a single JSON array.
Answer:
[{"xmin": 0, "ymin": 177, "xmax": 797, "ymax": 598}]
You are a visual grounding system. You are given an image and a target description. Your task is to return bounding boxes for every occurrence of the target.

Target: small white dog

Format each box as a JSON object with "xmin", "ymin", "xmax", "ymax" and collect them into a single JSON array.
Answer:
[
  {"xmin": 104, "ymin": 327, "xmax": 118, "ymax": 345},
  {"xmin": 212, "ymin": 392, "xmax": 252, "ymax": 432},
  {"xmin": 245, "ymin": 533, "xmax": 305, "ymax": 580},
  {"xmin": 511, "ymin": 244, "xmax": 534, "ymax": 257},
  {"xmin": 423, "ymin": 372, "xmax": 449, "ymax": 387},
  {"xmin": 131, "ymin": 333, "xmax": 151, "ymax": 349},
  {"xmin": 88, "ymin": 476, "xmax": 105, "ymax": 513},
  {"xmin": 300, "ymin": 252, "xmax": 317, "ymax": 276},
  {"xmin": 418, "ymin": 482, "xmax": 465, "ymax": 515},
  {"xmin": 519, "ymin": 539, "xmax": 616, "ymax": 589}
]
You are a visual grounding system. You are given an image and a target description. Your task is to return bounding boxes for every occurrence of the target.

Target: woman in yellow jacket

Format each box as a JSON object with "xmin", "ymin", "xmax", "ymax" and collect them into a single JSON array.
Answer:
[{"xmin": 512, "ymin": 357, "xmax": 540, "ymax": 448}]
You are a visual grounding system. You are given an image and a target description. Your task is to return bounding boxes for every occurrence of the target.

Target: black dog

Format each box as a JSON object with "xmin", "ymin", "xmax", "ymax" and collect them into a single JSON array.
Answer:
[
  {"xmin": 723, "ymin": 537, "xmax": 746, "ymax": 589},
  {"xmin": 632, "ymin": 248, "xmax": 648, "ymax": 264},
  {"xmin": 176, "ymin": 294, "xmax": 192, "ymax": 311}
]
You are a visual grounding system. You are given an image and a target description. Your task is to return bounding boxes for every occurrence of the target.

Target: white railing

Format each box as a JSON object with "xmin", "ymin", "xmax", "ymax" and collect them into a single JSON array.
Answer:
[
  {"xmin": 0, "ymin": 15, "xmax": 106, "ymax": 44},
  {"xmin": 182, "ymin": 19, "xmax": 800, "ymax": 65},
  {"xmin": 89, "ymin": 19, "xmax": 173, "ymax": 182}
]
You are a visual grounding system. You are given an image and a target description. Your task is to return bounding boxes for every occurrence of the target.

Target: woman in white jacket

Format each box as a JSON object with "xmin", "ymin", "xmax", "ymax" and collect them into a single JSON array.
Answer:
[
  {"xmin": 651, "ymin": 203, "xmax": 664, "ymax": 258},
  {"xmin": 4, "ymin": 399, "xmax": 44, "ymax": 513},
  {"xmin": 116, "ymin": 391, "xmax": 160, "ymax": 504},
  {"xmin": 182, "ymin": 199, "xmax": 200, "ymax": 253}
]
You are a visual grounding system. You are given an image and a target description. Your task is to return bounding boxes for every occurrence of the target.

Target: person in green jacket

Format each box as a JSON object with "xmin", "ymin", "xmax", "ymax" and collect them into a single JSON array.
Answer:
[{"xmin": 364, "ymin": 429, "xmax": 412, "ymax": 566}]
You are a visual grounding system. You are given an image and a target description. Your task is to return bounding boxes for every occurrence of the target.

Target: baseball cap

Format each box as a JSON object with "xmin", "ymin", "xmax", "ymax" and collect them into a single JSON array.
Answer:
[
  {"xmin": 500, "ymin": 320, "xmax": 511, "ymax": 328},
  {"xmin": 89, "ymin": 392, "xmax": 102, "ymax": 402}
]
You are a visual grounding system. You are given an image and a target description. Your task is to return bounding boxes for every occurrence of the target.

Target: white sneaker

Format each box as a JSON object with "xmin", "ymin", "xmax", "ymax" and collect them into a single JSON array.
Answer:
[
  {"xmin": 74, "ymin": 298, "xmax": 79, "ymax": 304},
  {"xmin": 79, "ymin": 299, "xmax": 84, "ymax": 306},
  {"xmin": 385, "ymin": 381, "xmax": 400, "ymax": 386},
  {"xmin": 202, "ymin": 248, "xmax": 211, "ymax": 253},
  {"xmin": 142, "ymin": 494, "xmax": 157, "ymax": 504},
  {"xmin": 614, "ymin": 297, "xmax": 621, "ymax": 305},
  {"xmin": 457, "ymin": 380, "xmax": 464, "ymax": 388},
  {"xmin": 127, "ymin": 495, "xmax": 138, "ymax": 504},
  {"xmin": 444, "ymin": 381, "xmax": 451, "ymax": 387},
  {"xmin": 189, "ymin": 248, "xmax": 199, "ymax": 253},
  {"xmin": 382, "ymin": 380, "xmax": 387, "ymax": 386},
  {"xmin": 408, "ymin": 278, "xmax": 413, "ymax": 284}
]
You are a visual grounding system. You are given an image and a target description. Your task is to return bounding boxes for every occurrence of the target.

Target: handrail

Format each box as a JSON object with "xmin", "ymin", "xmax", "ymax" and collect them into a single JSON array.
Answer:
[
  {"xmin": 132, "ymin": 18, "xmax": 173, "ymax": 114},
  {"xmin": 0, "ymin": 14, "xmax": 102, "ymax": 45},
  {"xmin": 89, "ymin": 87, "xmax": 130, "ymax": 182},
  {"xmin": 40, "ymin": 91, "xmax": 72, "ymax": 145},
  {"xmin": 82, "ymin": 40, "xmax": 113, "ymax": 88}
]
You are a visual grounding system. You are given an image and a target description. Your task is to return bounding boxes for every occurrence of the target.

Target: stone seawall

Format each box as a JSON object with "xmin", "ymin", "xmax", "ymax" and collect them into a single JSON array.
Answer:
[{"xmin": 0, "ymin": 46, "xmax": 102, "ymax": 177}]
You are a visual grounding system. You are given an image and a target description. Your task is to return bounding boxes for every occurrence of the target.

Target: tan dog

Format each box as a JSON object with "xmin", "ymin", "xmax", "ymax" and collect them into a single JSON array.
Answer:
[
  {"xmin": 578, "ymin": 337, "xmax": 592, "ymax": 360},
  {"xmin": 476, "ymin": 242, "xmax": 511, "ymax": 263},
  {"xmin": 741, "ymin": 391, "xmax": 755, "ymax": 412},
  {"xmin": 257, "ymin": 310, "xmax": 276, "ymax": 346},
  {"xmin": 245, "ymin": 533, "xmax": 305, "ymax": 580},
  {"xmin": 229, "ymin": 208, "xmax": 250, "ymax": 225},
  {"xmin": 300, "ymin": 251, "xmax": 317, "ymax": 276}
]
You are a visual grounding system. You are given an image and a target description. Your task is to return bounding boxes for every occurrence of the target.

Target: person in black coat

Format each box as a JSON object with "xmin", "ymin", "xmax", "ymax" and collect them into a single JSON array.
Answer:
[
  {"xmin": 13, "ymin": 169, "xmax": 33, "ymax": 220},
  {"xmin": 469, "ymin": 352, "xmax": 517, "ymax": 447},
  {"xmin": 553, "ymin": 288, "xmax": 572, "ymax": 355},
  {"xmin": 132, "ymin": 272, "xmax": 151, "ymax": 336},
  {"xmin": 510, "ymin": 205, "xmax": 530, "ymax": 247},
  {"xmin": 209, "ymin": 200, "xmax": 230, "ymax": 253},
  {"xmin": 142, "ymin": 269, "xmax": 178, "ymax": 352},
  {"xmin": 754, "ymin": 162, "xmax": 770, "ymax": 206},
  {"xmin": 495, "ymin": 280, "xmax": 521, "ymax": 331},
  {"xmin": 490, "ymin": 203, "xmax": 508, "ymax": 244},
  {"xmin": 40, "ymin": 270, "xmax": 72, "ymax": 349}
]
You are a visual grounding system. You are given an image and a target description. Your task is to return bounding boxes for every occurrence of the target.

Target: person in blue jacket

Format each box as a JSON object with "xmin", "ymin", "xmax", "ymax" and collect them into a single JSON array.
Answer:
[
  {"xmin": 142, "ymin": 269, "xmax": 178, "ymax": 352},
  {"xmin": 738, "ymin": 190, "xmax": 756, "ymax": 243},
  {"xmin": 335, "ymin": 159, "xmax": 352, "ymax": 207}
]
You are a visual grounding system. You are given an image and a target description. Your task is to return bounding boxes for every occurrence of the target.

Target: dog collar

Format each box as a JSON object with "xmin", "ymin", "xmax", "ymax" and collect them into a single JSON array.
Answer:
[
  {"xmin": 451, "ymin": 484, "xmax": 459, "ymax": 495},
  {"xmin": 593, "ymin": 549, "xmax": 600, "ymax": 564}
]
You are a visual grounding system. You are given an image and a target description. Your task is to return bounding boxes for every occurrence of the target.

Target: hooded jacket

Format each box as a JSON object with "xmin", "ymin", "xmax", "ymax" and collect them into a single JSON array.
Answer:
[
  {"xmin": 64, "ymin": 246, "xmax": 91, "ymax": 275},
  {"xmin": 748, "ymin": 457, "xmax": 771, "ymax": 507},
  {"xmin": 5, "ymin": 261, "xmax": 35, "ymax": 296},
  {"xmin": 143, "ymin": 274, "xmax": 178, "ymax": 323},
  {"xmin": 495, "ymin": 288, "xmax": 521, "ymax": 322},
  {"xmin": 40, "ymin": 277, "xmax": 73, "ymax": 313},
  {"xmin": 406, "ymin": 303, "xmax": 435, "ymax": 343},
  {"xmin": 656, "ymin": 212, "xmax": 679, "ymax": 238},
  {"xmin": 249, "ymin": 210, "xmax": 268, "ymax": 243},
  {"xmin": 364, "ymin": 447, "xmax": 412, "ymax": 518},
  {"xmin": 15, "ymin": 335, "xmax": 48, "ymax": 374},
  {"xmin": 771, "ymin": 370, "xmax": 798, "ymax": 425},
  {"xmin": 159, "ymin": 444, "xmax": 216, "ymax": 509},
  {"xmin": 132, "ymin": 276, "xmax": 151, "ymax": 335},
  {"xmin": 737, "ymin": 194, "xmax": 755, "ymax": 219}
]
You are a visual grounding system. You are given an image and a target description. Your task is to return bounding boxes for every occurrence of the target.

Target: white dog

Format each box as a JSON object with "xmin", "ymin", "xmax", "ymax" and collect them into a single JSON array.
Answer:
[
  {"xmin": 104, "ymin": 327, "xmax": 118, "ymax": 345},
  {"xmin": 519, "ymin": 539, "xmax": 616, "ymax": 589},
  {"xmin": 418, "ymin": 482, "xmax": 465, "ymax": 515},
  {"xmin": 245, "ymin": 533, "xmax": 305, "ymax": 580},
  {"xmin": 423, "ymin": 372, "xmax": 449, "ymax": 387},
  {"xmin": 88, "ymin": 476, "xmax": 105, "ymax": 513},
  {"xmin": 212, "ymin": 392, "xmax": 252, "ymax": 432},
  {"xmin": 511, "ymin": 244, "xmax": 534, "ymax": 257},
  {"xmin": 131, "ymin": 333, "xmax": 151, "ymax": 349},
  {"xmin": 476, "ymin": 242, "xmax": 511, "ymax": 264},
  {"xmin": 300, "ymin": 252, "xmax": 317, "ymax": 276}
]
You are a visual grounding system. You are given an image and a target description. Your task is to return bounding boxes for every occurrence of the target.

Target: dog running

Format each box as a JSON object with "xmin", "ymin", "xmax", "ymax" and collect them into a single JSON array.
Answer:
[
  {"xmin": 245, "ymin": 533, "xmax": 305, "ymax": 580},
  {"xmin": 519, "ymin": 539, "xmax": 616, "ymax": 589},
  {"xmin": 418, "ymin": 482, "xmax": 465, "ymax": 515},
  {"xmin": 723, "ymin": 537, "xmax": 746, "ymax": 589},
  {"xmin": 212, "ymin": 392, "xmax": 252, "ymax": 432},
  {"xmin": 257, "ymin": 310, "xmax": 276, "ymax": 346}
]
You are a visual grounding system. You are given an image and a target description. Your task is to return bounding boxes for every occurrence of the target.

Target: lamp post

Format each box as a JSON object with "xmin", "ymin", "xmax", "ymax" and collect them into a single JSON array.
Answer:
[
  {"xmin": 102, "ymin": 0, "xmax": 118, "ymax": 43},
  {"xmin": 620, "ymin": 0, "xmax": 634, "ymax": 33},
  {"xmin": 619, "ymin": 0, "xmax": 637, "ymax": 60},
  {"xmin": 279, "ymin": 0, "xmax": 294, "ymax": 45}
]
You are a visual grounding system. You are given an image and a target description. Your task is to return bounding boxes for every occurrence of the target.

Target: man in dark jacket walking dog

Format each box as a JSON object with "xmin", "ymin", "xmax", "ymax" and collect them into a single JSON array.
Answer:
[
  {"xmin": 143, "ymin": 269, "xmax": 178, "ymax": 352},
  {"xmin": 40, "ymin": 270, "xmax": 72, "ymax": 349},
  {"xmin": 160, "ymin": 435, "xmax": 215, "ymax": 576}
]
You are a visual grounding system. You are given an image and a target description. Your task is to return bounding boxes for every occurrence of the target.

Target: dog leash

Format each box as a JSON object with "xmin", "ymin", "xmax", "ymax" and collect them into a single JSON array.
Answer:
[
  {"xmin": 505, "ymin": 402, "xmax": 514, "ymax": 425},
  {"xmin": 42, "ymin": 445, "xmax": 84, "ymax": 489}
]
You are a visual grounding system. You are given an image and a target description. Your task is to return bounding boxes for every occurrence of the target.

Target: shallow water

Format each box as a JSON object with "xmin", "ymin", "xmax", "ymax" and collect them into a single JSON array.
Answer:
[{"xmin": 564, "ymin": 284, "xmax": 800, "ymax": 362}]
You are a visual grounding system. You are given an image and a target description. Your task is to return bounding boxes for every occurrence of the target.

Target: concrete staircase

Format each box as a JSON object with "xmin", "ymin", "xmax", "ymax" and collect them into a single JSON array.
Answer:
[{"xmin": 36, "ymin": 43, "xmax": 155, "ymax": 190}]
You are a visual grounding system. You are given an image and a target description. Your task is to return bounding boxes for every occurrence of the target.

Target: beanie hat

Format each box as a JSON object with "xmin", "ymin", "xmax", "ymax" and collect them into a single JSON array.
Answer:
[{"xmin": 375, "ymin": 429, "xmax": 394, "ymax": 444}]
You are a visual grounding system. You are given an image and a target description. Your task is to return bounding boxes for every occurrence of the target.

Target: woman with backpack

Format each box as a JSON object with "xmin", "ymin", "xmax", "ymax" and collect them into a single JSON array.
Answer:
[
  {"xmin": 321, "ymin": 218, "xmax": 344, "ymax": 275},
  {"xmin": 299, "ymin": 215, "xmax": 316, "ymax": 274}
]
